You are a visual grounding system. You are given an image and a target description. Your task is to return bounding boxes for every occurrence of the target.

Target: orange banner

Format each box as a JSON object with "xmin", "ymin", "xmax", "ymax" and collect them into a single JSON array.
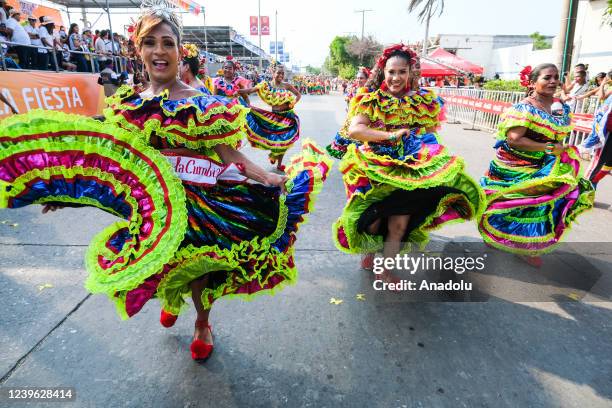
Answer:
[
  {"xmin": 7, "ymin": 0, "xmax": 64, "ymax": 27},
  {"xmin": 0, "ymin": 71, "xmax": 105, "ymax": 119}
]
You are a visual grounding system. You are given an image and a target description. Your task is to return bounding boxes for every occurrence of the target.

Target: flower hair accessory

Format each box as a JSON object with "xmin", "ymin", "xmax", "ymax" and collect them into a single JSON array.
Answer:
[
  {"xmin": 376, "ymin": 44, "xmax": 418, "ymax": 69},
  {"xmin": 182, "ymin": 43, "xmax": 199, "ymax": 59},
  {"xmin": 519, "ymin": 65, "xmax": 532, "ymax": 88}
]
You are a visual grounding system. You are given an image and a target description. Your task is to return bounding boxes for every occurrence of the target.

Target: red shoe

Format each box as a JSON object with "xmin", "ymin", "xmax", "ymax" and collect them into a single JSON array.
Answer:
[
  {"xmin": 190, "ymin": 320, "xmax": 214, "ymax": 361},
  {"xmin": 361, "ymin": 253, "xmax": 375, "ymax": 270},
  {"xmin": 277, "ymin": 164, "xmax": 286, "ymax": 172},
  {"xmin": 160, "ymin": 309, "xmax": 178, "ymax": 328},
  {"xmin": 517, "ymin": 255, "xmax": 543, "ymax": 268}
]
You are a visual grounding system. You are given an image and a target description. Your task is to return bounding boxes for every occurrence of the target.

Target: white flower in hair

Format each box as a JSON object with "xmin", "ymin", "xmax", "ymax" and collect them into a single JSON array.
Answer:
[{"xmin": 140, "ymin": 0, "xmax": 183, "ymax": 32}]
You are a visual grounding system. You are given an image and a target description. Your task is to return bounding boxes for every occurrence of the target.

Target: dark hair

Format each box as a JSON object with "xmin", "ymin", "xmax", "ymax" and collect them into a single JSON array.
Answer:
[
  {"xmin": 365, "ymin": 50, "xmax": 413, "ymax": 90},
  {"xmin": 183, "ymin": 56, "xmax": 199, "ymax": 77},
  {"xmin": 69, "ymin": 23, "xmax": 78, "ymax": 34},
  {"xmin": 526, "ymin": 63, "xmax": 558, "ymax": 96}
]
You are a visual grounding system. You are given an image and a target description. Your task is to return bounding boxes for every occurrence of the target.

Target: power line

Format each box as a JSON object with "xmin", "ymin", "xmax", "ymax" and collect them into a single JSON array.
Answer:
[{"xmin": 354, "ymin": 9, "xmax": 373, "ymax": 40}]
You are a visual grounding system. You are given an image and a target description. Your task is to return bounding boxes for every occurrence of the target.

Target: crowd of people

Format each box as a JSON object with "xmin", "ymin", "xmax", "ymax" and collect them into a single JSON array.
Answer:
[{"xmin": 0, "ymin": 0, "xmax": 137, "ymax": 73}]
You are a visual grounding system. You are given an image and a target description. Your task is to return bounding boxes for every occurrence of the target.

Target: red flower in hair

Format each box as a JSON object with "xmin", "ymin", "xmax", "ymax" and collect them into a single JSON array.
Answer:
[
  {"xmin": 226, "ymin": 55, "xmax": 234, "ymax": 61},
  {"xmin": 376, "ymin": 44, "xmax": 418, "ymax": 69},
  {"xmin": 519, "ymin": 65, "xmax": 532, "ymax": 88},
  {"xmin": 359, "ymin": 66, "xmax": 372, "ymax": 78}
]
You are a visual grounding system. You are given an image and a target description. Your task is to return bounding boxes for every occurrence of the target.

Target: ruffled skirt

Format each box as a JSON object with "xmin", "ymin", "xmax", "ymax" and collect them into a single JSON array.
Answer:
[
  {"xmin": 333, "ymin": 130, "xmax": 485, "ymax": 254},
  {"xmin": 245, "ymin": 106, "xmax": 300, "ymax": 159},
  {"xmin": 479, "ymin": 141, "xmax": 594, "ymax": 255},
  {"xmin": 0, "ymin": 111, "xmax": 331, "ymax": 318},
  {"xmin": 326, "ymin": 132, "xmax": 362, "ymax": 160}
]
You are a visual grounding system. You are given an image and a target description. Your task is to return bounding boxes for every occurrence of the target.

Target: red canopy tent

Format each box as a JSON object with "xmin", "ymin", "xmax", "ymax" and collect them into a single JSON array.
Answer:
[
  {"xmin": 427, "ymin": 48, "xmax": 484, "ymax": 75},
  {"xmin": 419, "ymin": 59, "xmax": 459, "ymax": 77}
]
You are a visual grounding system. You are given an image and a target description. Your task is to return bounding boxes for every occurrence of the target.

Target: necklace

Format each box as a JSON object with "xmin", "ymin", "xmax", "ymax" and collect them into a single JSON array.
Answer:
[{"xmin": 527, "ymin": 94, "xmax": 552, "ymax": 114}]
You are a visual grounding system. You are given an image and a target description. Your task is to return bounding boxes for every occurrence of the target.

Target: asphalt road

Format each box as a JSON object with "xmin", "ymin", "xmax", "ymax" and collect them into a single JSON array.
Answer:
[{"xmin": 1, "ymin": 92, "xmax": 611, "ymax": 408}]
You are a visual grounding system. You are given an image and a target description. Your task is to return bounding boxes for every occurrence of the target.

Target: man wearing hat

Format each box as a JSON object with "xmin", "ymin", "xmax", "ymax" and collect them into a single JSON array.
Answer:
[
  {"xmin": 5, "ymin": 9, "xmax": 33, "ymax": 68},
  {"xmin": 24, "ymin": 15, "xmax": 41, "ymax": 68},
  {"xmin": 37, "ymin": 16, "xmax": 55, "ymax": 70}
]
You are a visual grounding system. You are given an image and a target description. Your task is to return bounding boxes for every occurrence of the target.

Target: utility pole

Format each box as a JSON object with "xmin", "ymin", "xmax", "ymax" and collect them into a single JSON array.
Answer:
[
  {"xmin": 275, "ymin": 10, "xmax": 278, "ymax": 63},
  {"xmin": 355, "ymin": 9, "xmax": 373, "ymax": 40},
  {"xmin": 258, "ymin": 0, "xmax": 262, "ymax": 72},
  {"xmin": 555, "ymin": 0, "xmax": 579, "ymax": 79}
]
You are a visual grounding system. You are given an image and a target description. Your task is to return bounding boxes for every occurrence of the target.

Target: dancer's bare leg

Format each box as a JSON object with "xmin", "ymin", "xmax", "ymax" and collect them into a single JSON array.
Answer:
[{"xmin": 190, "ymin": 276, "xmax": 213, "ymax": 344}]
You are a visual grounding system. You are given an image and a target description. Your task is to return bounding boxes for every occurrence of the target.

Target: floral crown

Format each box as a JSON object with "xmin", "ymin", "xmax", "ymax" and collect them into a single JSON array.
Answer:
[
  {"xmin": 182, "ymin": 43, "xmax": 199, "ymax": 59},
  {"xmin": 140, "ymin": 0, "xmax": 183, "ymax": 35},
  {"xmin": 519, "ymin": 65, "xmax": 532, "ymax": 88},
  {"xmin": 376, "ymin": 44, "xmax": 418, "ymax": 69}
]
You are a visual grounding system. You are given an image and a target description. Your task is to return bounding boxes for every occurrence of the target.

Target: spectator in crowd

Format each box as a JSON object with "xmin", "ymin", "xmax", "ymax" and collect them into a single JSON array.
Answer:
[
  {"xmin": 574, "ymin": 72, "xmax": 609, "ymax": 101},
  {"xmin": 94, "ymin": 29, "xmax": 110, "ymax": 63},
  {"xmin": 60, "ymin": 37, "xmax": 76, "ymax": 71},
  {"xmin": 81, "ymin": 29, "xmax": 98, "ymax": 72},
  {"xmin": 58, "ymin": 25, "xmax": 67, "ymax": 41},
  {"xmin": 23, "ymin": 15, "xmax": 40, "ymax": 68},
  {"xmin": 68, "ymin": 23, "xmax": 80, "ymax": 50},
  {"xmin": 562, "ymin": 69, "xmax": 590, "ymax": 112},
  {"xmin": 36, "ymin": 17, "xmax": 54, "ymax": 70},
  {"xmin": 71, "ymin": 36, "xmax": 89, "ymax": 72},
  {"xmin": 6, "ymin": 9, "xmax": 32, "ymax": 69},
  {"xmin": 0, "ymin": 0, "xmax": 7, "ymax": 24}
]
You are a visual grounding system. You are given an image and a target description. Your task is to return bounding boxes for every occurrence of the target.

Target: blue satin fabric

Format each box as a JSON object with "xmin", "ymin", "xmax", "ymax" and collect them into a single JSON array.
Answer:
[
  {"xmin": 11, "ymin": 178, "xmax": 132, "ymax": 218},
  {"xmin": 246, "ymin": 109, "xmax": 299, "ymax": 142},
  {"xmin": 368, "ymin": 130, "xmax": 438, "ymax": 160}
]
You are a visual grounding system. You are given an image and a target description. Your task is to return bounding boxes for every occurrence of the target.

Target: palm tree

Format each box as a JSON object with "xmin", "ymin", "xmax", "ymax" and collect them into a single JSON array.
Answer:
[{"xmin": 408, "ymin": 0, "xmax": 445, "ymax": 55}]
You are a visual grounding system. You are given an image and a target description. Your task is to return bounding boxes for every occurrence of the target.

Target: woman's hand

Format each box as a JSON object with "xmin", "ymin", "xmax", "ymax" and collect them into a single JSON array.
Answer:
[
  {"xmin": 388, "ymin": 128, "xmax": 411, "ymax": 143},
  {"xmin": 42, "ymin": 204, "xmax": 64, "ymax": 214},
  {"xmin": 264, "ymin": 172, "xmax": 289, "ymax": 194},
  {"xmin": 552, "ymin": 143, "xmax": 566, "ymax": 156}
]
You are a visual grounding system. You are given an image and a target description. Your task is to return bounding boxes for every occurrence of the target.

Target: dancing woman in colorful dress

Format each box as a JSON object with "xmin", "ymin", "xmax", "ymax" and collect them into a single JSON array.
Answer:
[
  {"xmin": 0, "ymin": 3, "xmax": 330, "ymax": 361},
  {"xmin": 479, "ymin": 63, "xmax": 594, "ymax": 266},
  {"xmin": 213, "ymin": 56, "xmax": 250, "ymax": 105},
  {"xmin": 239, "ymin": 63, "xmax": 301, "ymax": 171},
  {"xmin": 332, "ymin": 44, "xmax": 484, "ymax": 282}
]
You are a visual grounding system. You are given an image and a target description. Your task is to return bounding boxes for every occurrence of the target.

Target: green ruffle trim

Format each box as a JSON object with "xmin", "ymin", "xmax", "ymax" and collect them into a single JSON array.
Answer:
[
  {"xmin": 497, "ymin": 105, "xmax": 573, "ymax": 143},
  {"xmin": 104, "ymin": 85, "xmax": 248, "ymax": 150},
  {"xmin": 479, "ymin": 149, "xmax": 595, "ymax": 255},
  {"xmin": 0, "ymin": 110, "xmax": 188, "ymax": 294},
  {"xmin": 333, "ymin": 143, "xmax": 485, "ymax": 254},
  {"xmin": 113, "ymin": 139, "xmax": 332, "ymax": 316},
  {"xmin": 256, "ymin": 81, "xmax": 297, "ymax": 106},
  {"xmin": 349, "ymin": 88, "xmax": 441, "ymax": 129}
]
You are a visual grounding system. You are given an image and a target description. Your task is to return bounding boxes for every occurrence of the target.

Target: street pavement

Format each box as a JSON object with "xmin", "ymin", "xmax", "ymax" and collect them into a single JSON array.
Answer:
[{"xmin": 1, "ymin": 92, "xmax": 611, "ymax": 408}]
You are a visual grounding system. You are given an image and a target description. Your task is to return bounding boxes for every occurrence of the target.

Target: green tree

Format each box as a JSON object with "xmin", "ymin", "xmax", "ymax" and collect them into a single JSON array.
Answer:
[
  {"xmin": 305, "ymin": 65, "xmax": 321, "ymax": 75},
  {"xmin": 529, "ymin": 32, "xmax": 552, "ymax": 50},
  {"xmin": 605, "ymin": 0, "xmax": 612, "ymax": 27},
  {"xmin": 339, "ymin": 65, "xmax": 357, "ymax": 80}
]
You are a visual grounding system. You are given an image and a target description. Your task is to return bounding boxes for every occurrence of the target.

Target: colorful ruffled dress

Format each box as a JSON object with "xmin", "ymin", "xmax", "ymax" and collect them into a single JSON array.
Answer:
[
  {"xmin": 0, "ymin": 85, "xmax": 331, "ymax": 318},
  {"xmin": 333, "ymin": 88, "xmax": 485, "ymax": 254},
  {"xmin": 213, "ymin": 76, "xmax": 249, "ymax": 105},
  {"xmin": 479, "ymin": 101, "xmax": 594, "ymax": 255},
  {"xmin": 246, "ymin": 80, "xmax": 300, "ymax": 161},
  {"xmin": 582, "ymin": 94, "xmax": 612, "ymax": 187},
  {"xmin": 327, "ymin": 86, "xmax": 372, "ymax": 159}
]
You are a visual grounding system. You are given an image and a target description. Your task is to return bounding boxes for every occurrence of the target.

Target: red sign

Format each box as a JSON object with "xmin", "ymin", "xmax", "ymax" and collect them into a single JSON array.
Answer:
[
  {"xmin": 440, "ymin": 93, "xmax": 595, "ymax": 133},
  {"xmin": 249, "ymin": 16, "xmax": 258, "ymax": 35},
  {"xmin": 261, "ymin": 16, "xmax": 270, "ymax": 35}
]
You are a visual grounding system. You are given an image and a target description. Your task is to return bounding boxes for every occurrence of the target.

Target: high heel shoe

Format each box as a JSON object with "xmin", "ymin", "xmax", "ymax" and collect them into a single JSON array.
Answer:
[
  {"xmin": 360, "ymin": 253, "xmax": 375, "ymax": 270},
  {"xmin": 160, "ymin": 309, "xmax": 178, "ymax": 328},
  {"xmin": 190, "ymin": 320, "xmax": 214, "ymax": 361},
  {"xmin": 277, "ymin": 164, "xmax": 286, "ymax": 172}
]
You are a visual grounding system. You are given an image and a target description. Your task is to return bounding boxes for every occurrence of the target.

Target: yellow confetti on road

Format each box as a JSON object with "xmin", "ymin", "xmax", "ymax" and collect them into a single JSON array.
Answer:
[
  {"xmin": 356, "ymin": 294, "xmax": 366, "ymax": 301},
  {"xmin": 38, "ymin": 283, "xmax": 54, "ymax": 291},
  {"xmin": 329, "ymin": 297, "xmax": 343, "ymax": 305},
  {"xmin": 567, "ymin": 293, "xmax": 581, "ymax": 301},
  {"xmin": 9, "ymin": 223, "xmax": 18, "ymax": 227}
]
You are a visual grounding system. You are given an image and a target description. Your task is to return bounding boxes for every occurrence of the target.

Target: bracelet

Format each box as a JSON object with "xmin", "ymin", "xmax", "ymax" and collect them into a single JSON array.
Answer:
[
  {"xmin": 544, "ymin": 142, "xmax": 555, "ymax": 154},
  {"xmin": 387, "ymin": 132, "xmax": 398, "ymax": 143}
]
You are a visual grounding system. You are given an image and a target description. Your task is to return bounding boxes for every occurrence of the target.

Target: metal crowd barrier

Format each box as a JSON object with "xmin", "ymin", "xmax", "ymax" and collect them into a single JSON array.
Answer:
[
  {"xmin": 1, "ymin": 40, "xmax": 136, "ymax": 74},
  {"xmin": 430, "ymin": 87, "xmax": 601, "ymax": 147}
]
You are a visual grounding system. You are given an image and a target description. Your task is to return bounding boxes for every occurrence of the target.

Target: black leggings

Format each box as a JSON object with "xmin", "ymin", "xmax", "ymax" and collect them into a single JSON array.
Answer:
[{"xmin": 588, "ymin": 132, "xmax": 612, "ymax": 182}]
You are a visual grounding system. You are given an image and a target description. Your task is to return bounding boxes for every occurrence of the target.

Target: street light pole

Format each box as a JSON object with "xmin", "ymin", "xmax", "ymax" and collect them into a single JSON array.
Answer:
[
  {"xmin": 275, "ymin": 10, "xmax": 278, "ymax": 63},
  {"xmin": 354, "ymin": 9, "xmax": 373, "ymax": 40}
]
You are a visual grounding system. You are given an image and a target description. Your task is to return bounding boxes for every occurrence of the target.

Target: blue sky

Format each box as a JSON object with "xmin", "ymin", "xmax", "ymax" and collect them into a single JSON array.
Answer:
[{"xmin": 85, "ymin": 0, "xmax": 563, "ymax": 67}]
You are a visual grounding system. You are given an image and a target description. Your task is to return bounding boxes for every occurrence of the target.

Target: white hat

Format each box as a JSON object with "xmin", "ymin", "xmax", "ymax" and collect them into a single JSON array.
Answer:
[{"xmin": 40, "ymin": 16, "xmax": 55, "ymax": 25}]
